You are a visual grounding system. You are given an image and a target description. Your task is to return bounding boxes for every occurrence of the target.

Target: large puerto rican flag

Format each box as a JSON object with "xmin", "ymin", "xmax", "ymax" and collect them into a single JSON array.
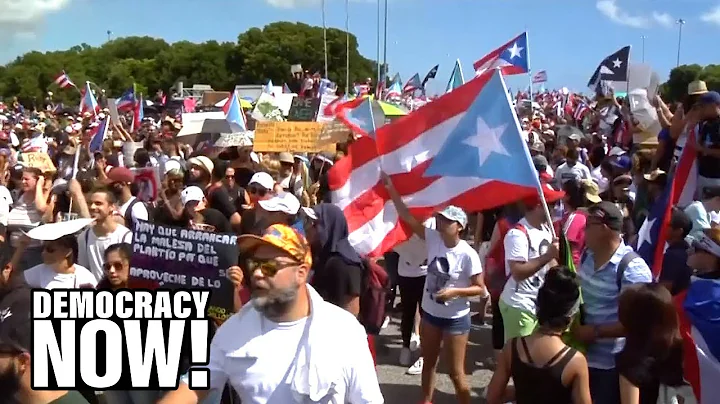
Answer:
[
  {"xmin": 676, "ymin": 277, "xmax": 720, "ymax": 403},
  {"xmin": 473, "ymin": 32, "xmax": 530, "ymax": 76},
  {"xmin": 329, "ymin": 69, "xmax": 540, "ymax": 256},
  {"xmin": 79, "ymin": 81, "xmax": 99, "ymax": 115}
]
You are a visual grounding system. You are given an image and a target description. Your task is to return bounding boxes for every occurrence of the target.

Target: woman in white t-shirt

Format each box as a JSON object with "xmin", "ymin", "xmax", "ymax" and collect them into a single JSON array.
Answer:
[
  {"xmin": 23, "ymin": 234, "xmax": 97, "ymax": 289},
  {"xmin": 383, "ymin": 173, "xmax": 485, "ymax": 404}
]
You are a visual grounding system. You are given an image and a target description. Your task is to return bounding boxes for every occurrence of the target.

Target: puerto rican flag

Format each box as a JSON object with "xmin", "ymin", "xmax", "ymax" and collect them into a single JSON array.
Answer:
[
  {"xmin": 79, "ymin": 82, "xmax": 99, "ymax": 115},
  {"xmin": 224, "ymin": 90, "xmax": 247, "ymax": 130},
  {"xmin": 89, "ymin": 118, "xmax": 109, "ymax": 153},
  {"xmin": 335, "ymin": 97, "xmax": 383, "ymax": 139},
  {"xmin": 53, "ymin": 71, "xmax": 76, "ymax": 89},
  {"xmin": 402, "ymin": 73, "xmax": 422, "ymax": 94},
  {"xmin": 386, "ymin": 81, "xmax": 402, "ymax": 99},
  {"xmin": 473, "ymin": 32, "xmax": 530, "ymax": 76},
  {"xmin": 328, "ymin": 70, "xmax": 540, "ymax": 256},
  {"xmin": 676, "ymin": 277, "xmax": 720, "ymax": 403},
  {"xmin": 116, "ymin": 87, "xmax": 136, "ymax": 112},
  {"xmin": 131, "ymin": 94, "xmax": 144, "ymax": 134},
  {"xmin": 573, "ymin": 102, "xmax": 591, "ymax": 121}
]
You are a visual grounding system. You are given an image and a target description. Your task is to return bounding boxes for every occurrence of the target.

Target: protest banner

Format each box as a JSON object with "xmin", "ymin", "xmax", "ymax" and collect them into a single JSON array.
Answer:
[
  {"xmin": 22, "ymin": 152, "xmax": 56, "ymax": 173},
  {"xmin": 287, "ymin": 96, "xmax": 320, "ymax": 121},
  {"xmin": 317, "ymin": 120, "xmax": 352, "ymax": 146},
  {"xmin": 129, "ymin": 220, "xmax": 238, "ymax": 321},
  {"xmin": 253, "ymin": 121, "xmax": 336, "ymax": 153},
  {"xmin": 107, "ymin": 99, "xmax": 121, "ymax": 123}
]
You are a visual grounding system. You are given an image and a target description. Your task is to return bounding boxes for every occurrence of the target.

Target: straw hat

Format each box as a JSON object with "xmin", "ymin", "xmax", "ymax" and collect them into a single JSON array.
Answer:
[{"xmin": 688, "ymin": 80, "xmax": 709, "ymax": 96}]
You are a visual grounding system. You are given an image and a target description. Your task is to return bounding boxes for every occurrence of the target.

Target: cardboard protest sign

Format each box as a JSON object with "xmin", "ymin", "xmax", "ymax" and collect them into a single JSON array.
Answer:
[
  {"xmin": 22, "ymin": 152, "xmax": 56, "ymax": 173},
  {"xmin": 317, "ymin": 120, "xmax": 351, "ymax": 146},
  {"xmin": 287, "ymin": 97, "xmax": 320, "ymax": 121},
  {"xmin": 129, "ymin": 221, "xmax": 238, "ymax": 321},
  {"xmin": 253, "ymin": 121, "xmax": 336, "ymax": 153}
]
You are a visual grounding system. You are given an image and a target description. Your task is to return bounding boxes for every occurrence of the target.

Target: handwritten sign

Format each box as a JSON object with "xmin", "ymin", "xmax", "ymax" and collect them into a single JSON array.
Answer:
[
  {"xmin": 129, "ymin": 221, "xmax": 238, "ymax": 321},
  {"xmin": 287, "ymin": 97, "xmax": 320, "ymax": 121},
  {"xmin": 22, "ymin": 152, "xmax": 56, "ymax": 173},
  {"xmin": 253, "ymin": 121, "xmax": 336, "ymax": 153},
  {"xmin": 317, "ymin": 120, "xmax": 352, "ymax": 146}
]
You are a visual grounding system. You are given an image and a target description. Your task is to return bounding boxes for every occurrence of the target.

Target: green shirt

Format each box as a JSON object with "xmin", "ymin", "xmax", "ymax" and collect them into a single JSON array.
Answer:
[{"xmin": 48, "ymin": 391, "xmax": 90, "ymax": 404}]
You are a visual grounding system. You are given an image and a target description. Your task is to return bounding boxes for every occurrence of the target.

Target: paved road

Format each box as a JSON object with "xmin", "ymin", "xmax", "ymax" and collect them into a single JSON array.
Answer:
[{"xmin": 375, "ymin": 303, "xmax": 496, "ymax": 404}]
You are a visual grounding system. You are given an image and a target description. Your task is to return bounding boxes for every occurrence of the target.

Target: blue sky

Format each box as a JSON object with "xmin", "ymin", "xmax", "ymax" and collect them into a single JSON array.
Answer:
[{"xmin": 1, "ymin": 0, "xmax": 719, "ymax": 94}]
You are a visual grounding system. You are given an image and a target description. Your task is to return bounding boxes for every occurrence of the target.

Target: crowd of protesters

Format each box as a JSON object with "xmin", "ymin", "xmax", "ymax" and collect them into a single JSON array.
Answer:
[{"xmin": 0, "ymin": 77, "xmax": 717, "ymax": 404}]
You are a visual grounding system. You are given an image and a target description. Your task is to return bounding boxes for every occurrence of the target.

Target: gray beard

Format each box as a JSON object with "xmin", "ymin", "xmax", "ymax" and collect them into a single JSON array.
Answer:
[{"xmin": 252, "ymin": 282, "xmax": 299, "ymax": 320}]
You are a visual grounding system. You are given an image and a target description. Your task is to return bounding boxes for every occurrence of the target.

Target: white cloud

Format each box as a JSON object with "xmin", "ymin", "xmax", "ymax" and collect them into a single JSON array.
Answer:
[
  {"xmin": 652, "ymin": 12, "xmax": 674, "ymax": 28},
  {"xmin": 596, "ymin": 0, "xmax": 650, "ymax": 28},
  {"xmin": 701, "ymin": 5, "xmax": 720, "ymax": 25},
  {"xmin": 0, "ymin": 0, "xmax": 72, "ymax": 39}
]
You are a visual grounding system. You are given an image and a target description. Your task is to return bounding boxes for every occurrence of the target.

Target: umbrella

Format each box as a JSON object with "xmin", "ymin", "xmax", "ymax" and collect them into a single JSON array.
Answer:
[
  {"xmin": 177, "ymin": 119, "xmax": 244, "ymax": 138},
  {"xmin": 214, "ymin": 131, "xmax": 255, "ymax": 148}
]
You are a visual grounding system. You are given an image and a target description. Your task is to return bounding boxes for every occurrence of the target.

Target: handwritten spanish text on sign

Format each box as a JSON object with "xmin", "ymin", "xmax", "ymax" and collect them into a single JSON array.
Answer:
[
  {"xmin": 253, "ymin": 121, "xmax": 336, "ymax": 153},
  {"xmin": 287, "ymin": 97, "xmax": 320, "ymax": 121},
  {"xmin": 22, "ymin": 152, "xmax": 56, "ymax": 173},
  {"xmin": 129, "ymin": 220, "xmax": 238, "ymax": 321}
]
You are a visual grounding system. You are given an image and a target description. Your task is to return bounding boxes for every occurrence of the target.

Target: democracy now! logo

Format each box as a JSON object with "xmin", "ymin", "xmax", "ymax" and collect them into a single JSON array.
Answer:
[{"xmin": 30, "ymin": 289, "xmax": 211, "ymax": 390}]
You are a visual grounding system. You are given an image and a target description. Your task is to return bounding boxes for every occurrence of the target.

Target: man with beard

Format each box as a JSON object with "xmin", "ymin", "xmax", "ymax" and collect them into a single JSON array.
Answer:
[
  {"xmin": 0, "ymin": 246, "xmax": 89, "ymax": 403},
  {"xmin": 159, "ymin": 224, "xmax": 384, "ymax": 404}
]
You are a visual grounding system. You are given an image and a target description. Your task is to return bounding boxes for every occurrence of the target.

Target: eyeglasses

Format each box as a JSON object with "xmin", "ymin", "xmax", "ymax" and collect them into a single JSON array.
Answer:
[
  {"xmin": 248, "ymin": 185, "xmax": 268, "ymax": 197},
  {"xmin": 246, "ymin": 258, "xmax": 298, "ymax": 277},
  {"xmin": 103, "ymin": 261, "xmax": 125, "ymax": 272}
]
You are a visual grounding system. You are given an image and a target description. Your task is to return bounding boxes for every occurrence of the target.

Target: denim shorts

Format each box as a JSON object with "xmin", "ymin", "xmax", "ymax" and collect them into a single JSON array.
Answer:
[{"xmin": 421, "ymin": 311, "xmax": 471, "ymax": 335}]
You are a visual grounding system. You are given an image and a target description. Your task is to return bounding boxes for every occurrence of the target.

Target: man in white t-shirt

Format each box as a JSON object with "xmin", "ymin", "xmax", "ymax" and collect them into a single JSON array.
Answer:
[
  {"xmin": 77, "ymin": 188, "xmax": 133, "ymax": 281},
  {"xmin": 106, "ymin": 166, "xmax": 149, "ymax": 231},
  {"xmin": 554, "ymin": 147, "xmax": 591, "ymax": 187},
  {"xmin": 499, "ymin": 185, "xmax": 562, "ymax": 342},
  {"xmin": 159, "ymin": 224, "xmax": 383, "ymax": 404},
  {"xmin": 277, "ymin": 152, "xmax": 304, "ymax": 200}
]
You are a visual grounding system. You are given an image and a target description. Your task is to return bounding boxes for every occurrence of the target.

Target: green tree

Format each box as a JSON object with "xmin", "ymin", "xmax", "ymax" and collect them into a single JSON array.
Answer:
[
  {"xmin": 660, "ymin": 64, "xmax": 720, "ymax": 102},
  {"xmin": 0, "ymin": 22, "xmax": 378, "ymax": 107}
]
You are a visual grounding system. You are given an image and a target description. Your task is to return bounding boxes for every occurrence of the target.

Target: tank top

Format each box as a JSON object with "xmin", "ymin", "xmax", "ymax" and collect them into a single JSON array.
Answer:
[{"xmin": 511, "ymin": 337, "xmax": 577, "ymax": 404}]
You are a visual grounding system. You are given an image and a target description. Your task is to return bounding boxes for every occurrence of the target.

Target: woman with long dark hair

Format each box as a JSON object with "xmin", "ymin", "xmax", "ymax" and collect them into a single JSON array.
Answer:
[
  {"xmin": 487, "ymin": 266, "xmax": 591, "ymax": 404},
  {"xmin": 616, "ymin": 283, "xmax": 686, "ymax": 404}
]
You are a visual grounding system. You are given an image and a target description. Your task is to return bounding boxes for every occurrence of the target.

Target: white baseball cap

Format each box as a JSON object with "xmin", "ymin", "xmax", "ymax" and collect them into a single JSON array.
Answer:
[
  {"xmin": 181, "ymin": 186, "xmax": 205, "ymax": 206},
  {"xmin": 249, "ymin": 172, "xmax": 275, "ymax": 190},
  {"xmin": 258, "ymin": 192, "xmax": 301, "ymax": 215}
]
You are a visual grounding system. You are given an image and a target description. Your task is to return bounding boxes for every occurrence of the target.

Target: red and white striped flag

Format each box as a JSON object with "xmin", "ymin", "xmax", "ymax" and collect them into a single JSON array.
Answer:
[
  {"xmin": 531, "ymin": 70, "xmax": 547, "ymax": 84},
  {"xmin": 53, "ymin": 71, "xmax": 76, "ymax": 89}
]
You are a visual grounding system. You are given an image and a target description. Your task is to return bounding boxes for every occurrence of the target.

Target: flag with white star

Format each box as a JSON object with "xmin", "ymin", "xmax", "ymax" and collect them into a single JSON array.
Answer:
[
  {"xmin": 587, "ymin": 46, "xmax": 631, "ymax": 89},
  {"xmin": 473, "ymin": 32, "xmax": 530, "ymax": 76},
  {"xmin": 636, "ymin": 183, "xmax": 672, "ymax": 275},
  {"xmin": 425, "ymin": 70, "xmax": 538, "ymax": 190}
]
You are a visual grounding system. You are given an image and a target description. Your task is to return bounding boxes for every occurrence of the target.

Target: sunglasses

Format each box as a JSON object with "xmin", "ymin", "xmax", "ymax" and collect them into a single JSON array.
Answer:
[
  {"xmin": 248, "ymin": 185, "xmax": 268, "ymax": 197},
  {"xmin": 103, "ymin": 261, "xmax": 125, "ymax": 272},
  {"xmin": 246, "ymin": 258, "xmax": 298, "ymax": 277}
]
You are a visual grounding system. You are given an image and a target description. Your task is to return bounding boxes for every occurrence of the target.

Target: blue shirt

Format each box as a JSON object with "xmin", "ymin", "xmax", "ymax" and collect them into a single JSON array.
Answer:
[{"xmin": 578, "ymin": 243, "xmax": 652, "ymax": 369}]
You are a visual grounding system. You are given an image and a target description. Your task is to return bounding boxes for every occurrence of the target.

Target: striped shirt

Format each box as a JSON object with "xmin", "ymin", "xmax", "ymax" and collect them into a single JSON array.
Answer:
[{"xmin": 578, "ymin": 243, "xmax": 652, "ymax": 369}]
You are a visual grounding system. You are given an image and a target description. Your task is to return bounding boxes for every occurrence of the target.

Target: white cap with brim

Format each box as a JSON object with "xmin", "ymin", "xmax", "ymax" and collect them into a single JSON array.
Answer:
[
  {"xmin": 181, "ymin": 186, "xmax": 205, "ymax": 206},
  {"xmin": 249, "ymin": 172, "xmax": 275, "ymax": 190},
  {"xmin": 436, "ymin": 205, "xmax": 468, "ymax": 228},
  {"xmin": 258, "ymin": 192, "xmax": 301, "ymax": 215}
]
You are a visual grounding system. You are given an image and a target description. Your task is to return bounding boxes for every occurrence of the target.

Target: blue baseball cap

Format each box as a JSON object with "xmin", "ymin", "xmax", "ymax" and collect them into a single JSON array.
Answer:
[
  {"xmin": 610, "ymin": 155, "xmax": 632, "ymax": 172},
  {"xmin": 699, "ymin": 91, "xmax": 720, "ymax": 105},
  {"xmin": 436, "ymin": 205, "xmax": 468, "ymax": 228}
]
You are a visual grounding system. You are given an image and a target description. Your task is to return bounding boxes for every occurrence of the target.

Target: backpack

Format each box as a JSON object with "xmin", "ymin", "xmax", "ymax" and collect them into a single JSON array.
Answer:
[
  {"xmin": 486, "ymin": 221, "xmax": 529, "ymax": 297},
  {"xmin": 124, "ymin": 198, "xmax": 154, "ymax": 231},
  {"xmin": 579, "ymin": 249, "xmax": 640, "ymax": 290},
  {"xmin": 359, "ymin": 258, "xmax": 391, "ymax": 335}
]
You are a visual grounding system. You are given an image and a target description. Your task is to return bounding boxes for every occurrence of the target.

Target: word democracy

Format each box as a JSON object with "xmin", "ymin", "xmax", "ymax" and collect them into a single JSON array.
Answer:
[{"xmin": 32, "ymin": 290, "xmax": 210, "ymax": 320}]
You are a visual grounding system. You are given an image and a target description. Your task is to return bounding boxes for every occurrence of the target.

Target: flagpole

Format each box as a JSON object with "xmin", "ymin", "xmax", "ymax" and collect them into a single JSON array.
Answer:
[
  {"xmin": 526, "ymin": 30, "xmax": 532, "ymax": 105},
  {"xmin": 376, "ymin": 0, "xmax": 381, "ymax": 88},
  {"xmin": 382, "ymin": 0, "xmax": 388, "ymax": 90},
  {"xmin": 322, "ymin": 0, "xmax": 328, "ymax": 78},
  {"xmin": 345, "ymin": 0, "xmax": 350, "ymax": 95}
]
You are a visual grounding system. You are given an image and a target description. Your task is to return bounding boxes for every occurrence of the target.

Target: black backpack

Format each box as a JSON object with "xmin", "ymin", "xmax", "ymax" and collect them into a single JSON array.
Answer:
[{"xmin": 124, "ymin": 198, "xmax": 154, "ymax": 230}]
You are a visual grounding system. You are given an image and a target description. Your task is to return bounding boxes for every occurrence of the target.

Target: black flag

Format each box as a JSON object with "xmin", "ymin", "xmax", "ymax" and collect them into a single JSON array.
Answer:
[
  {"xmin": 422, "ymin": 64, "xmax": 439, "ymax": 87},
  {"xmin": 587, "ymin": 46, "xmax": 631, "ymax": 88}
]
